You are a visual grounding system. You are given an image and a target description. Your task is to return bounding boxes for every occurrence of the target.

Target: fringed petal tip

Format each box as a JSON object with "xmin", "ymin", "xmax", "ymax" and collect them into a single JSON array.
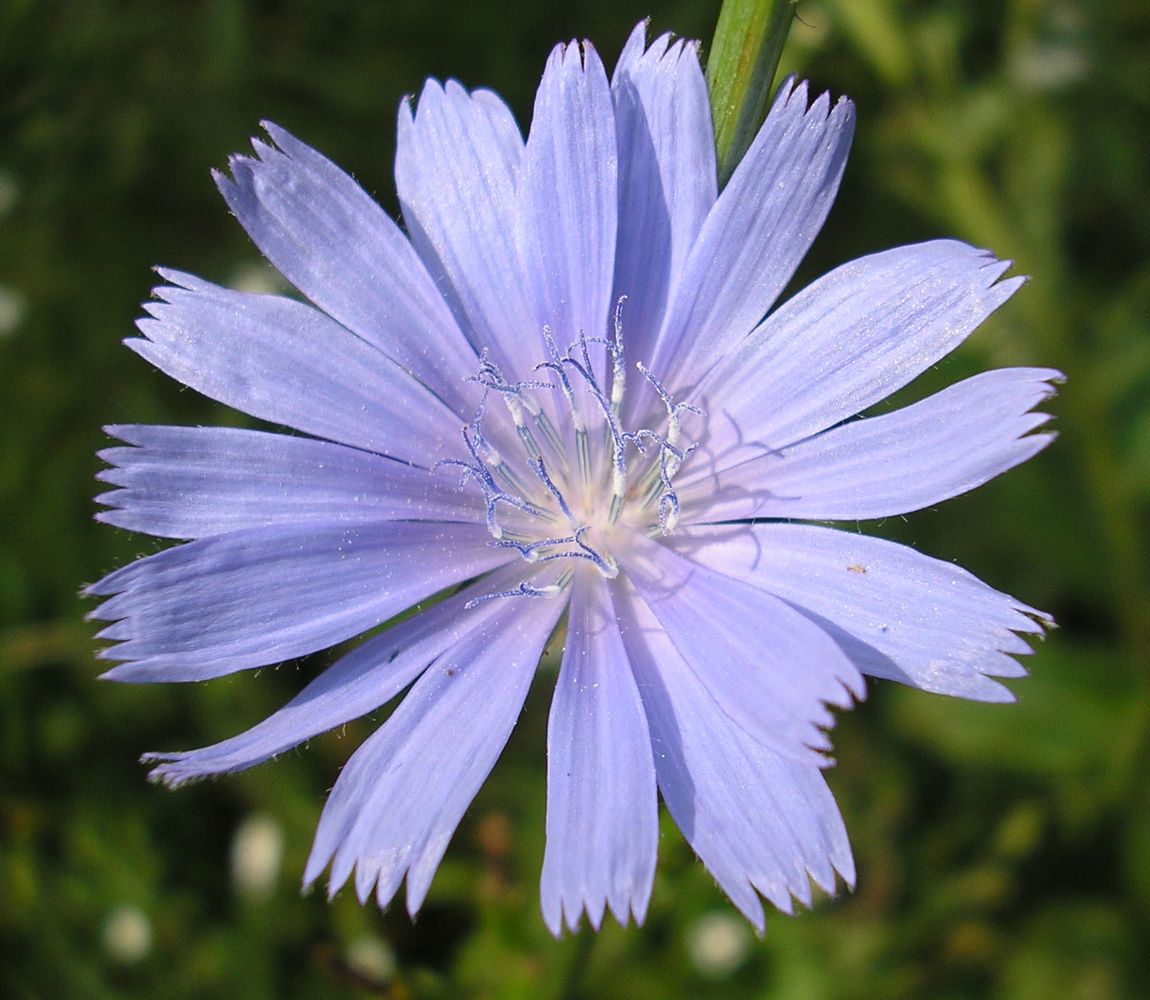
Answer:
[
  {"xmin": 140, "ymin": 752, "xmax": 208, "ymax": 789},
  {"xmin": 705, "ymin": 831, "xmax": 858, "ymax": 939},
  {"xmin": 295, "ymin": 856, "xmax": 343, "ymax": 905},
  {"xmin": 100, "ymin": 423, "xmax": 138, "ymax": 444},
  {"xmin": 543, "ymin": 893, "xmax": 650, "ymax": 939},
  {"xmin": 771, "ymin": 73, "xmax": 856, "ymax": 125},
  {"xmin": 293, "ymin": 596, "xmax": 563, "ymax": 923},
  {"xmin": 550, "ymin": 36, "xmax": 603, "ymax": 70},
  {"xmin": 94, "ymin": 664, "xmax": 132, "ymax": 684},
  {"xmin": 145, "ymin": 268, "xmax": 207, "ymax": 299},
  {"xmin": 807, "ymin": 673, "xmax": 871, "ymax": 769}
]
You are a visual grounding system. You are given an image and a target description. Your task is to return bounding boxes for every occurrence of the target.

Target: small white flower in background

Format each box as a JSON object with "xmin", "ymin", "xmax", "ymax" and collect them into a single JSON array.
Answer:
[
  {"xmin": 230, "ymin": 812, "xmax": 285, "ymax": 900},
  {"xmin": 687, "ymin": 911, "xmax": 753, "ymax": 977},
  {"xmin": 0, "ymin": 286, "xmax": 26, "ymax": 340},
  {"xmin": 345, "ymin": 935, "xmax": 397, "ymax": 984},
  {"xmin": 102, "ymin": 905, "xmax": 152, "ymax": 964}
]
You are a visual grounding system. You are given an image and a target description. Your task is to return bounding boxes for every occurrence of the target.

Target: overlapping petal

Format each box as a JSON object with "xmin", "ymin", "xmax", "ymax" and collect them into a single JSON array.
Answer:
[
  {"xmin": 517, "ymin": 39, "xmax": 618, "ymax": 358},
  {"xmin": 88, "ymin": 521, "xmax": 509, "ymax": 682},
  {"xmin": 696, "ymin": 240, "xmax": 1025, "ymax": 453},
  {"xmin": 682, "ymin": 367, "xmax": 1061, "ymax": 523},
  {"xmin": 142, "ymin": 563, "xmax": 539, "ymax": 786},
  {"xmin": 131, "ymin": 272, "xmax": 464, "ymax": 464},
  {"xmin": 677, "ymin": 524, "xmax": 1050, "ymax": 701},
  {"xmin": 611, "ymin": 24, "xmax": 716, "ymax": 364},
  {"xmin": 617, "ymin": 582, "xmax": 855, "ymax": 932},
  {"xmin": 541, "ymin": 574, "xmax": 657, "ymax": 934},
  {"xmin": 304, "ymin": 589, "xmax": 563, "ymax": 914},
  {"xmin": 396, "ymin": 81, "xmax": 537, "ymax": 374},
  {"xmin": 621, "ymin": 530, "xmax": 864, "ymax": 761},
  {"xmin": 638, "ymin": 78, "xmax": 854, "ymax": 416},
  {"xmin": 216, "ymin": 124, "xmax": 479, "ymax": 407},
  {"xmin": 96, "ymin": 424, "xmax": 479, "ymax": 539}
]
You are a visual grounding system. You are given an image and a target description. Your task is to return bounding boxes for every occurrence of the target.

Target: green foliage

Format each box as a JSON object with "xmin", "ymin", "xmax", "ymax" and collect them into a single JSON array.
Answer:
[{"xmin": 2, "ymin": 1, "xmax": 1148, "ymax": 997}]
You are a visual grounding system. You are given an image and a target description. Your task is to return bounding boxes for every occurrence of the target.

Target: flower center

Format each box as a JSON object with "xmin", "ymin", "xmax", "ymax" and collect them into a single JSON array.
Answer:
[{"xmin": 438, "ymin": 300, "xmax": 701, "ymax": 604}]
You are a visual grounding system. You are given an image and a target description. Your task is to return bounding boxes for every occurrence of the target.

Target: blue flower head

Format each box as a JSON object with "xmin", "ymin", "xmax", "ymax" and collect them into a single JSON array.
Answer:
[{"xmin": 89, "ymin": 23, "xmax": 1059, "ymax": 935}]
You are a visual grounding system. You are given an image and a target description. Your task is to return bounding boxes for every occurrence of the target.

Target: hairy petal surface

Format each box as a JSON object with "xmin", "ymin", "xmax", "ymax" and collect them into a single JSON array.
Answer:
[
  {"xmin": 617, "ymin": 583, "xmax": 854, "ymax": 932},
  {"xmin": 641, "ymin": 78, "xmax": 854, "ymax": 415},
  {"xmin": 397, "ymin": 81, "xmax": 539, "ymax": 374},
  {"xmin": 88, "ymin": 521, "xmax": 509, "ymax": 682},
  {"xmin": 698, "ymin": 240, "xmax": 1025, "ymax": 453},
  {"xmin": 682, "ymin": 368, "xmax": 1062, "ymax": 522},
  {"xmin": 517, "ymin": 39, "xmax": 618, "ymax": 357},
  {"xmin": 217, "ymin": 124, "xmax": 478, "ymax": 405},
  {"xmin": 611, "ymin": 24, "xmax": 716, "ymax": 364},
  {"xmin": 305, "ymin": 592, "xmax": 564, "ymax": 915},
  {"xmin": 621, "ymin": 531, "xmax": 864, "ymax": 761},
  {"xmin": 678, "ymin": 524, "xmax": 1051, "ymax": 701},
  {"xmin": 143, "ymin": 564, "xmax": 537, "ymax": 786},
  {"xmin": 131, "ymin": 273, "xmax": 463, "ymax": 464},
  {"xmin": 541, "ymin": 573, "xmax": 657, "ymax": 935},
  {"xmin": 96, "ymin": 424, "xmax": 479, "ymax": 539}
]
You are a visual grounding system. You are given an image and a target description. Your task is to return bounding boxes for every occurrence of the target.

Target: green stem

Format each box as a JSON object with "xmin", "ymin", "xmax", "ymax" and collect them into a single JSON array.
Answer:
[
  {"xmin": 557, "ymin": 931, "xmax": 595, "ymax": 1000},
  {"xmin": 706, "ymin": 0, "xmax": 796, "ymax": 186}
]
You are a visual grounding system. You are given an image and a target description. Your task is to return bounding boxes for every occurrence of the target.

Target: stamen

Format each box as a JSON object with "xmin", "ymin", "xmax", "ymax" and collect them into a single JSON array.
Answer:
[
  {"xmin": 447, "ymin": 313, "xmax": 701, "ymax": 596},
  {"xmin": 491, "ymin": 533, "xmax": 571, "ymax": 559},
  {"xmin": 530, "ymin": 457, "xmax": 578, "ymax": 528},
  {"xmin": 562, "ymin": 340, "xmax": 627, "ymax": 473},
  {"xmin": 434, "ymin": 424, "xmax": 547, "ymax": 541},
  {"xmin": 464, "ymin": 574, "xmax": 572, "ymax": 609},
  {"xmin": 658, "ymin": 473, "xmax": 682, "ymax": 535},
  {"xmin": 636, "ymin": 361, "xmax": 703, "ymax": 449},
  {"xmin": 571, "ymin": 525, "xmax": 618, "ymax": 578},
  {"xmin": 609, "ymin": 296, "xmax": 627, "ymax": 417},
  {"xmin": 539, "ymin": 326, "xmax": 583, "ymax": 434},
  {"xmin": 468, "ymin": 353, "xmax": 554, "ymax": 466},
  {"xmin": 554, "ymin": 329, "xmax": 631, "ymax": 515}
]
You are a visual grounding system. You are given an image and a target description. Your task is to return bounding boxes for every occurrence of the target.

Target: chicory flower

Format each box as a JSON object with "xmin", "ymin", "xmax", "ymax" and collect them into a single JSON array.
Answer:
[{"xmin": 89, "ymin": 23, "xmax": 1058, "ymax": 934}]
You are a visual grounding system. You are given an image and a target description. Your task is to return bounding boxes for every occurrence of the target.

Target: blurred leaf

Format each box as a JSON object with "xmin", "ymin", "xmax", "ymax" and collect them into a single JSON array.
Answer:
[
  {"xmin": 888, "ymin": 641, "xmax": 1140, "ymax": 807},
  {"xmin": 995, "ymin": 903, "xmax": 1137, "ymax": 1000}
]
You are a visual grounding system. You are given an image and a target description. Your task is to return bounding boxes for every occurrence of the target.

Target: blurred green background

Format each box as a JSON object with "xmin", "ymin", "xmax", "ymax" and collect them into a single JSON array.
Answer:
[{"xmin": 2, "ymin": 0, "xmax": 1148, "ymax": 997}]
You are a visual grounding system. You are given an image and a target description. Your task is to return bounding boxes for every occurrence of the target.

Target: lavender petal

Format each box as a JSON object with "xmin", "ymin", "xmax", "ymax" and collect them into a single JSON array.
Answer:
[
  {"xmin": 87, "ymin": 521, "xmax": 510, "ymax": 682},
  {"xmin": 697, "ymin": 240, "xmax": 1025, "ymax": 452},
  {"xmin": 396, "ymin": 81, "xmax": 540, "ymax": 375},
  {"xmin": 541, "ymin": 573, "xmax": 657, "ymax": 935},
  {"xmin": 676, "ymin": 523, "xmax": 1053, "ymax": 701},
  {"xmin": 682, "ymin": 367, "xmax": 1062, "ymax": 522},
  {"xmin": 217, "ymin": 124, "xmax": 479, "ymax": 406},
  {"xmin": 642, "ymin": 78, "xmax": 854, "ymax": 414},
  {"xmin": 611, "ymin": 23, "xmax": 716, "ymax": 365},
  {"xmin": 304, "ymin": 591, "xmax": 564, "ymax": 915},
  {"xmin": 131, "ymin": 272, "xmax": 464, "ymax": 463},
  {"xmin": 621, "ymin": 529, "xmax": 864, "ymax": 763},
  {"xmin": 517, "ymin": 38, "xmax": 618, "ymax": 356},
  {"xmin": 618, "ymin": 581, "xmax": 855, "ymax": 932},
  {"xmin": 96, "ymin": 424, "xmax": 479, "ymax": 539},
  {"xmin": 143, "ymin": 564, "xmax": 540, "ymax": 785}
]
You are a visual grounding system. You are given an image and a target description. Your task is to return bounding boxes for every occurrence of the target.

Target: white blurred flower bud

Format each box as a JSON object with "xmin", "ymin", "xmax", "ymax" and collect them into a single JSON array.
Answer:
[
  {"xmin": 686, "ymin": 911, "xmax": 752, "ymax": 978},
  {"xmin": 345, "ymin": 935, "xmax": 396, "ymax": 983},
  {"xmin": 230, "ymin": 812, "xmax": 284, "ymax": 901},
  {"xmin": 103, "ymin": 905, "xmax": 152, "ymax": 964},
  {"xmin": 0, "ymin": 286, "xmax": 26, "ymax": 339}
]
